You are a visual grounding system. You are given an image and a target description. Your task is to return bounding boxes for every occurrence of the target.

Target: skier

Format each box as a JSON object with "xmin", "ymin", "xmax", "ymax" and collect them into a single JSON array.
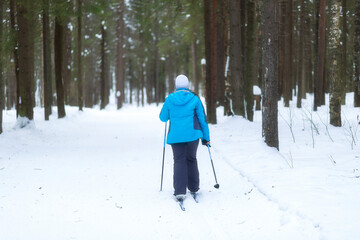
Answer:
[{"xmin": 159, "ymin": 74, "xmax": 210, "ymax": 202}]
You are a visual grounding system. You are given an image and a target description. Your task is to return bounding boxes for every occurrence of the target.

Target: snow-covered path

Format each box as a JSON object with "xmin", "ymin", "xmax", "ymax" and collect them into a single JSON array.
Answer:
[{"xmin": 0, "ymin": 105, "xmax": 324, "ymax": 240}]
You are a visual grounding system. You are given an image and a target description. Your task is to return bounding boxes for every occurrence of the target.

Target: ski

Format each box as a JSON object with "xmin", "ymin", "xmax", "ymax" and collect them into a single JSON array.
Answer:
[
  {"xmin": 190, "ymin": 192, "xmax": 199, "ymax": 203},
  {"xmin": 177, "ymin": 200, "xmax": 185, "ymax": 211}
]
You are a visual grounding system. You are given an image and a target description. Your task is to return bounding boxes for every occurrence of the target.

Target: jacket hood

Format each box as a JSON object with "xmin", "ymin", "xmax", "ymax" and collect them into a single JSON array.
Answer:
[{"xmin": 168, "ymin": 89, "xmax": 195, "ymax": 106}]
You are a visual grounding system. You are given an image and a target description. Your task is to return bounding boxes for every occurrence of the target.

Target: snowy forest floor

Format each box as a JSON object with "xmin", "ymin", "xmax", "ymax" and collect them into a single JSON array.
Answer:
[{"xmin": 1, "ymin": 94, "xmax": 359, "ymax": 240}]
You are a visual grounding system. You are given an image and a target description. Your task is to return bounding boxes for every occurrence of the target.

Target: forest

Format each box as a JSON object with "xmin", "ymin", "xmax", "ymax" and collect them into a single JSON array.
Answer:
[{"xmin": 0, "ymin": 0, "xmax": 360, "ymax": 151}]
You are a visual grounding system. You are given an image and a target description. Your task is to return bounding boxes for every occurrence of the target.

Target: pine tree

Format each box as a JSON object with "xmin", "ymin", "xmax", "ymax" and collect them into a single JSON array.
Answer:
[
  {"xmin": 340, "ymin": 0, "xmax": 347, "ymax": 104},
  {"xmin": 115, "ymin": 0, "xmax": 125, "ymax": 109},
  {"xmin": 262, "ymin": 0, "xmax": 279, "ymax": 150},
  {"xmin": 17, "ymin": 0, "xmax": 35, "ymax": 121},
  {"xmin": 245, "ymin": 0, "xmax": 255, "ymax": 121},
  {"xmin": 77, "ymin": 0, "xmax": 83, "ymax": 111},
  {"xmin": 204, "ymin": 0, "xmax": 217, "ymax": 124},
  {"xmin": 42, "ymin": 0, "xmax": 52, "ymax": 120},
  {"xmin": 229, "ymin": 0, "xmax": 244, "ymax": 116},
  {"xmin": 54, "ymin": 14, "xmax": 66, "ymax": 118},
  {"xmin": 0, "ymin": 0, "xmax": 3, "ymax": 133},
  {"xmin": 10, "ymin": 0, "xmax": 20, "ymax": 116},
  {"xmin": 329, "ymin": 2, "xmax": 342, "ymax": 126},
  {"xmin": 283, "ymin": 0, "xmax": 293, "ymax": 107},
  {"xmin": 296, "ymin": 0, "xmax": 305, "ymax": 108},
  {"xmin": 100, "ymin": 20, "xmax": 107, "ymax": 110},
  {"xmin": 354, "ymin": 0, "xmax": 360, "ymax": 107}
]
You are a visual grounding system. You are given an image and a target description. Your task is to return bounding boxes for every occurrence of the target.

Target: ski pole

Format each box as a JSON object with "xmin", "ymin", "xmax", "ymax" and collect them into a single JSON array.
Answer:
[
  {"xmin": 160, "ymin": 122, "xmax": 167, "ymax": 191},
  {"xmin": 207, "ymin": 144, "xmax": 220, "ymax": 189}
]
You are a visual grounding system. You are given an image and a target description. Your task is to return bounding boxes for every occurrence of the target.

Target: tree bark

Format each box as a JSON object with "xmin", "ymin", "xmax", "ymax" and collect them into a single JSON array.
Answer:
[
  {"xmin": 262, "ymin": 0, "xmax": 279, "ymax": 150},
  {"xmin": 154, "ymin": 14, "xmax": 160, "ymax": 106},
  {"xmin": 17, "ymin": 0, "xmax": 35, "ymax": 121},
  {"xmin": 77, "ymin": 0, "xmax": 83, "ymax": 110},
  {"xmin": 340, "ymin": 0, "xmax": 347, "ymax": 104},
  {"xmin": 355, "ymin": 0, "xmax": 360, "ymax": 107},
  {"xmin": 245, "ymin": 0, "xmax": 255, "ymax": 121},
  {"xmin": 279, "ymin": 1, "xmax": 286, "ymax": 102},
  {"xmin": 42, "ymin": 0, "xmax": 52, "ymax": 120},
  {"xmin": 84, "ymin": 14, "xmax": 95, "ymax": 108},
  {"xmin": 283, "ymin": 0, "xmax": 293, "ymax": 107},
  {"xmin": 54, "ymin": 16, "xmax": 66, "ymax": 118},
  {"xmin": 191, "ymin": 40, "xmax": 198, "ymax": 94},
  {"xmin": 314, "ymin": 0, "xmax": 320, "ymax": 111},
  {"xmin": 63, "ymin": 15, "xmax": 72, "ymax": 105},
  {"xmin": 168, "ymin": 49, "xmax": 175, "ymax": 93},
  {"xmin": 0, "ymin": 0, "xmax": 3, "ymax": 133},
  {"xmin": 116, "ymin": 0, "xmax": 125, "ymax": 109},
  {"xmin": 10, "ymin": 0, "xmax": 20, "ymax": 116},
  {"xmin": 100, "ymin": 22, "xmax": 107, "ymax": 110},
  {"xmin": 297, "ymin": 0, "xmax": 305, "ymax": 108},
  {"xmin": 204, "ymin": 0, "xmax": 217, "ymax": 124},
  {"xmin": 329, "ymin": 3, "xmax": 342, "ymax": 127},
  {"xmin": 216, "ymin": 1, "xmax": 225, "ymax": 106},
  {"xmin": 316, "ymin": 0, "xmax": 326, "ymax": 107},
  {"xmin": 229, "ymin": 0, "xmax": 244, "ymax": 116}
]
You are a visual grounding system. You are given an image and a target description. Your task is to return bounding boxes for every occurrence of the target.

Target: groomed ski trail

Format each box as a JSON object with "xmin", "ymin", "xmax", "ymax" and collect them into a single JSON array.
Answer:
[{"xmin": 0, "ymin": 106, "xmax": 321, "ymax": 240}]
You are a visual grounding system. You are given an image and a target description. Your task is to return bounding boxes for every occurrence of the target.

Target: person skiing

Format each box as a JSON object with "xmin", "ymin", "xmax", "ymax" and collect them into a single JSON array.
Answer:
[{"xmin": 159, "ymin": 74, "xmax": 210, "ymax": 201}]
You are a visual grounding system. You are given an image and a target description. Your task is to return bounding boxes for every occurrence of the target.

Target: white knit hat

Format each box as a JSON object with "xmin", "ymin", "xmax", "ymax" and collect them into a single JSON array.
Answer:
[{"xmin": 175, "ymin": 75, "xmax": 189, "ymax": 89}]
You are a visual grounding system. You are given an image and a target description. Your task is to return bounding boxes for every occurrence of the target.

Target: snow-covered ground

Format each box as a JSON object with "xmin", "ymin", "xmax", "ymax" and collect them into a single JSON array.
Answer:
[{"xmin": 0, "ymin": 94, "xmax": 359, "ymax": 240}]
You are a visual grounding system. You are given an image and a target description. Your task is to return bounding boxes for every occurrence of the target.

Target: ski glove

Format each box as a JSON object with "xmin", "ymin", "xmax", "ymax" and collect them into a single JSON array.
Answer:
[{"xmin": 202, "ymin": 139, "xmax": 211, "ymax": 147}]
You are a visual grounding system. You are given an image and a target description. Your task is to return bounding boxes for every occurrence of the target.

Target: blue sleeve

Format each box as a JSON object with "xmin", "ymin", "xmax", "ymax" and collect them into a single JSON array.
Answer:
[
  {"xmin": 195, "ymin": 98, "xmax": 210, "ymax": 141},
  {"xmin": 159, "ymin": 100, "xmax": 169, "ymax": 122}
]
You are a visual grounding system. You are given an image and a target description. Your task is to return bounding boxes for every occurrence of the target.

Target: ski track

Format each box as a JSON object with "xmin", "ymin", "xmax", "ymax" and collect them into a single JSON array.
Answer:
[
  {"xmin": 0, "ymin": 107, "xmax": 321, "ymax": 239},
  {"xmin": 211, "ymin": 146, "xmax": 322, "ymax": 235}
]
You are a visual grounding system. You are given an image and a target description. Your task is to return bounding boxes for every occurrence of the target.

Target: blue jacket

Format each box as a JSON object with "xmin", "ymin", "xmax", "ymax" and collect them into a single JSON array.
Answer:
[{"xmin": 160, "ymin": 89, "xmax": 210, "ymax": 144}]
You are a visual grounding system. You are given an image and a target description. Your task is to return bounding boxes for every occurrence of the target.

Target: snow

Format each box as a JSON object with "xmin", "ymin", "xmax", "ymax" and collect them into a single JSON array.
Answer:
[
  {"xmin": 1, "ymin": 93, "xmax": 359, "ymax": 240},
  {"xmin": 253, "ymin": 85, "xmax": 261, "ymax": 95}
]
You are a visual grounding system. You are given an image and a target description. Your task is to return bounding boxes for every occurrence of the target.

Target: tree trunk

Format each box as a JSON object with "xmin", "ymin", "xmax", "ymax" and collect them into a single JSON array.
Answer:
[
  {"xmin": 229, "ymin": 0, "xmax": 244, "ymax": 116},
  {"xmin": 329, "ymin": 3, "xmax": 342, "ymax": 127},
  {"xmin": 116, "ymin": 0, "xmax": 125, "ymax": 109},
  {"xmin": 77, "ymin": 0, "xmax": 83, "ymax": 110},
  {"xmin": 154, "ymin": 15, "xmax": 160, "ymax": 106},
  {"xmin": 54, "ymin": 16, "xmax": 66, "ymax": 118},
  {"xmin": 216, "ymin": 1, "xmax": 225, "ymax": 106},
  {"xmin": 279, "ymin": 1, "xmax": 286, "ymax": 103},
  {"xmin": 262, "ymin": 0, "xmax": 279, "ymax": 150},
  {"xmin": 168, "ymin": 49, "xmax": 175, "ymax": 93},
  {"xmin": 241, "ymin": 0, "xmax": 247, "ymax": 96},
  {"xmin": 139, "ymin": 33, "xmax": 145, "ymax": 106},
  {"xmin": 5, "ymin": 69, "xmax": 16, "ymax": 110},
  {"xmin": 10, "ymin": 0, "xmax": 20, "ymax": 116},
  {"xmin": 314, "ymin": 0, "xmax": 320, "ymax": 111},
  {"xmin": 340, "ymin": 0, "xmax": 347, "ymax": 104},
  {"xmin": 100, "ymin": 22, "xmax": 107, "ymax": 110},
  {"xmin": 42, "ymin": 0, "xmax": 52, "ymax": 120},
  {"xmin": 63, "ymin": 16, "xmax": 72, "ymax": 105},
  {"xmin": 304, "ymin": 1, "xmax": 312, "ymax": 94},
  {"xmin": 0, "ymin": 0, "xmax": 3, "ymax": 133},
  {"xmin": 129, "ymin": 58, "xmax": 133, "ymax": 104},
  {"xmin": 191, "ymin": 40, "xmax": 198, "ymax": 94},
  {"xmin": 283, "ymin": 0, "xmax": 293, "ymax": 107},
  {"xmin": 146, "ymin": 60, "xmax": 153, "ymax": 104},
  {"xmin": 83, "ymin": 14, "xmax": 94, "ymax": 108},
  {"xmin": 316, "ymin": 0, "xmax": 326, "ymax": 107},
  {"xmin": 354, "ymin": 0, "xmax": 360, "ymax": 107},
  {"xmin": 297, "ymin": 0, "xmax": 305, "ymax": 108},
  {"xmin": 204, "ymin": 0, "xmax": 217, "ymax": 124},
  {"xmin": 245, "ymin": 0, "xmax": 255, "ymax": 121},
  {"xmin": 17, "ymin": 0, "xmax": 35, "ymax": 121}
]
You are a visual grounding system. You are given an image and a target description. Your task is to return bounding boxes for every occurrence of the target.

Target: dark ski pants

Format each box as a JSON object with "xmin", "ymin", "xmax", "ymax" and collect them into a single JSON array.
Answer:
[{"xmin": 171, "ymin": 139, "xmax": 200, "ymax": 195}]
